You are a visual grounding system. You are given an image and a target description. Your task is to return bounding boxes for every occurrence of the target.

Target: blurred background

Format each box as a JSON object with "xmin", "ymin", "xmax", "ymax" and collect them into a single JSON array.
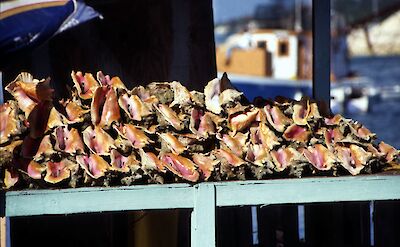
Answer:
[{"xmin": 213, "ymin": 0, "xmax": 400, "ymax": 149}]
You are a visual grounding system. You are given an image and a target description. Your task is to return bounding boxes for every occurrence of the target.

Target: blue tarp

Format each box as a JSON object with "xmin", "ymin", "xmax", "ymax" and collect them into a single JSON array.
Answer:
[{"xmin": 0, "ymin": 0, "xmax": 101, "ymax": 55}]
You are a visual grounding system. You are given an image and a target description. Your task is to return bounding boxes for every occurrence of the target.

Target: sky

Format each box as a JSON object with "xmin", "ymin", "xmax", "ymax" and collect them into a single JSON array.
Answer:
[{"xmin": 212, "ymin": 0, "xmax": 312, "ymax": 24}]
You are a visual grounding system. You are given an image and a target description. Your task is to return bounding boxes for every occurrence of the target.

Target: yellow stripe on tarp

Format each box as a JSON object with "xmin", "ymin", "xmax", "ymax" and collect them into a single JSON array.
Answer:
[{"xmin": 0, "ymin": 0, "xmax": 69, "ymax": 20}]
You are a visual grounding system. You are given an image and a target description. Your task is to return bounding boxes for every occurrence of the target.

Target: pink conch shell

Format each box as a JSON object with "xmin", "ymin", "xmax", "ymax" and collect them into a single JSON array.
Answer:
[
  {"xmin": 83, "ymin": 126, "xmax": 115, "ymax": 155},
  {"xmin": 118, "ymin": 92, "xmax": 152, "ymax": 121},
  {"xmin": 292, "ymin": 101, "xmax": 321, "ymax": 125},
  {"xmin": 8, "ymin": 87, "xmax": 37, "ymax": 118},
  {"xmin": 350, "ymin": 125, "xmax": 375, "ymax": 141},
  {"xmin": 159, "ymin": 133, "xmax": 186, "ymax": 154},
  {"xmin": 110, "ymin": 149, "xmax": 139, "ymax": 173},
  {"xmin": 4, "ymin": 169, "xmax": 19, "ymax": 189},
  {"xmin": 258, "ymin": 123, "xmax": 280, "ymax": 150},
  {"xmin": 229, "ymin": 108, "xmax": 258, "ymax": 134},
  {"xmin": 324, "ymin": 114, "xmax": 343, "ymax": 126},
  {"xmin": 5, "ymin": 72, "xmax": 53, "ymax": 101},
  {"xmin": 139, "ymin": 149, "xmax": 166, "ymax": 173},
  {"xmin": 192, "ymin": 153, "xmax": 218, "ymax": 180},
  {"xmin": 246, "ymin": 144, "xmax": 269, "ymax": 166},
  {"xmin": 323, "ymin": 127, "xmax": 344, "ymax": 147},
  {"xmin": 154, "ymin": 104, "xmax": 183, "ymax": 130},
  {"xmin": 27, "ymin": 160, "xmax": 46, "ymax": 179},
  {"xmin": 0, "ymin": 101, "xmax": 25, "ymax": 144},
  {"xmin": 220, "ymin": 133, "xmax": 247, "ymax": 157},
  {"xmin": 271, "ymin": 147, "xmax": 299, "ymax": 172},
  {"xmin": 189, "ymin": 108, "xmax": 216, "ymax": 137},
  {"xmin": 71, "ymin": 71, "xmax": 99, "ymax": 99},
  {"xmin": 303, "ymin": 144, "xmax": 336, "ymax": 171},
  {"xmin": 379, "ymin": 141, "xmax": 398, "ymax": 163},
  {"xmin": 97, "ymin": 71, "xmax": 127, "ymax": 90},
  {"xmin": 336, "ymin": 145, "xmax": 371, "ymax": 175},
  {"xmin": 5, "ymin": 73, "xmax": 53, "ymax": 118},
  {"xmin": 214, "ymin": 149, "xmax": 246, "ymax": 167},
  {"xmin": 33, "ymin": 135, "xmax": 56, "ymax": 161},
  {"xmin": 53, "ymin": 127, "xmax": 85, "ymax": 154},
  {"xmin": 264, "ymin": 105, "xmax": 292, "ymax": 132},
  {"xmin": 63, "ymin": 100, "xmax": 89, "ymax": 123},
  {"xmin": 283, "ymin": 124, "xmax": 311, "ymax": 143},
  {"xmin": 115, "ymin": 124, "xmax": 151, "ymax": 149},
  {"xmin": 91, "ymin": 86, "xmax": 120, "ymax": 128},
  {"xmin": 44, "ymin": 158, "xmax": 75, "ymax": 183},
  {"xmin": 161, "ymin": 153, "xmax": 199, "ymax": 182},
  {"xmin": 77, "ymin": 154, "xmax": 109, "ymax": 179}
]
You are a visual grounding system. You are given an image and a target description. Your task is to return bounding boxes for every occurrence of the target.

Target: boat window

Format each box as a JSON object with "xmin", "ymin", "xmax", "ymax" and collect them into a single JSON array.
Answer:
[
  {"xmin": 257, "ymin": 41, "xmax": 267, "ymax": 49},
  {"xmin": 278, "ymin": 40, "xmax": 289, "ymax": 56}
]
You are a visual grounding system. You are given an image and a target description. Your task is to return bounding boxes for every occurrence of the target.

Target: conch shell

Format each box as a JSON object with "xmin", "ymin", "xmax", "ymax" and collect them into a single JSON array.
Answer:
[
  {"xmin": 115, "ymin": 124, "xmax": 151, "ymax": 149},
  {"xmin": 4, "ymin": 169, "xmax": 19, "ymax": 189},
  {"xmin": 97, "ymin": 71, "xmax": 127, "ymax": 90},
  {"xmin": 154, "ymin": 104, "xmax": 184, "ymax": 130},
  {"xmin": 139, "ymin": 149, "xmax": 166, "ymax": 173},
  {"xmin": 62, "ymin": 99, "xmax": 89, "ymax": 123},
  {"xmin": 292, "ymin": 100, "xmax": 321, "ymax": 125},
  {"xmin": 271, "ymin": 147, "xmax": 300, "ymax": 172},
  {"xmin": 159, "ymin": 133, "xmax": 186, "ymax": 154},
  {"xmin": 110, "ymin": 149, "xmax": 139, "ymax": 173},
  {"xmin": 5, "ymin": 73, "xmax": 53, "ymax": 117},
  {"xmin": 214, "ymin": 149, "xmax": 246, "ymax": 167},
  {"xmin": 264, "ymin": 105, "xmax": 292, "ymax": 132},
  {"xmin": 77, "ymin": 154, "xmax": 109, "ymax": 179},
  {"xmin": 44, "ymin": 158, "xmax": 75, "ymax": 184},
  {"xmin": 33, "ymin": 135, "xmax": 56, "ymax": 161},
  {"xmin": 71, "ymin": 71, "xmax": 99, "ymax": 99},
  {"xmin": 83, "ymin": 126, "xmax": 115, "ymax": 155},
  {"xmin": 283, "ymin": 124, "xmax": 311, "ymax": 143},
  {"xmin": 161, "ymin": 153, "xmax": 199, "ymax": 182},
  {"xmin": 204, "ymin": 73, "xmax": 241, "ymax": 114},
  {"xmin": 53, "ymin": 127, "xmax": 85, "ymax": 154},
  {"xmin": 336, "ymin": 145, "xmax": 371, "ymax": 175},
  {"xmin": 219, "ymin": 133, "xmax": 247, "ymax": 157},
  {"xmin": 0, "ymin": 101, "xmax": 26, "ymax": 144},
  {"xmin": 91, "ymin": 86, "xmax": 120, "ymax": 128},
  {"xmin": 229, "ymin": 108, "xmax": 258, "ymax": 134},
  {"xmin": 169, "ymin": 81, "xmax": 192, "ymax": 107},
  {"xmin": 303, "ymin": 144, "xmax": 336, "ymax": 171},
  {"xmin": 118, "ymin": 92, "xmax": 152, "ymax": 121},
  {"xmin": 189, "ymin": 108, "xmax": 216, "ymax": 137},
  {"xmin": 192, "ymin": 153, "xmax": 218, "ymax": 180},
  {"xmin": 27, "ymin": 160, "xmax": 46, "ymax": 179}
]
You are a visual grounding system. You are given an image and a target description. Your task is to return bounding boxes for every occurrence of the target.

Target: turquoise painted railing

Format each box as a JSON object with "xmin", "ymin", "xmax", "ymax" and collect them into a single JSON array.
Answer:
[{"xmin": 2, "ymin": 174, "xmax": 400, "ymax": 246}]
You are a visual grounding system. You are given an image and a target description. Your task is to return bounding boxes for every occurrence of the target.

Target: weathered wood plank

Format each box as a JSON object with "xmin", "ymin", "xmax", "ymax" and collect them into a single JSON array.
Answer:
[
  {"xmin": 5, "ymin": 184, "xmax": 193, "ymax": 217},
  {"xmin": 191, "ymin": 183, "xmax": 216, "ymax": 247},
  {"xmin": 3, "ymin": 174, "xmax": 400, "ymax": 218},
  {"xmin": 215, "ymin": 175, "xmax": 400, "ymax": 207}
]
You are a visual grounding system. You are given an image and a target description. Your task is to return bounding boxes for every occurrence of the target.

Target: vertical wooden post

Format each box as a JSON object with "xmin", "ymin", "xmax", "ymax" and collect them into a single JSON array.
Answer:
[
  {"xmin": 191, "ymin": 183, "xmax": 216, "ymax": 247},
  {"xmin": 312, "ymin": 0, "xmax": 331, "ymax": 107}
]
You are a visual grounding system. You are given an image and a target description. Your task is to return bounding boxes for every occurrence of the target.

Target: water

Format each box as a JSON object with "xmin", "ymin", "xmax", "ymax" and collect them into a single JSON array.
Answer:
[{"xmin": 347, "ymin": 56, "xmax": 400, "ymax": 148}]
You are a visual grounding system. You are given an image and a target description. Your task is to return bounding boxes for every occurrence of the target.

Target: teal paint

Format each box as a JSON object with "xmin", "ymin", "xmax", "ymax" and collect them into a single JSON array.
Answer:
[{"xmin": 3, "ymin": 175, "xmax": 400, "ymax": 247}]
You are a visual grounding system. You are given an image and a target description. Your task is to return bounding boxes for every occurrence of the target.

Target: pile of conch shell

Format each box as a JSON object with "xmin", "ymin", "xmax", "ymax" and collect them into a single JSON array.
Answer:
[{"xmin": 1, "ymin": 72, "xmax": 399, "ymax": 189}]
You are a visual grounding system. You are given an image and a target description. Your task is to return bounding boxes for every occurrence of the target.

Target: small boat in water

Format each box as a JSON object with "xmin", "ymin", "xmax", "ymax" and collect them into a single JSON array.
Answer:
[{"xmin": 215, "ymin": 24, "xmax": 378, "ymax": 114}]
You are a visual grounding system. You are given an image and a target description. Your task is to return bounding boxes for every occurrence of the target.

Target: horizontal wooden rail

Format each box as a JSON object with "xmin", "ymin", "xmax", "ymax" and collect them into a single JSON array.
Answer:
[{"xmin": 2, "ymin": 174, "xmax": 400, "ymax": 217}]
